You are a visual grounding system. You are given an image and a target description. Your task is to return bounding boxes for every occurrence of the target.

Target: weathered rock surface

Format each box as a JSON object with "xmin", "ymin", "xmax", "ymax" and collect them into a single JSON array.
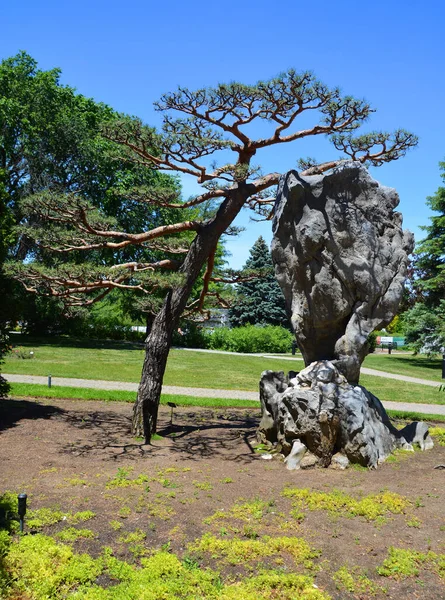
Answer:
[
  {"xmin": 272, "ymin": 162, "xmax": 414, "ymax": 383},
  {"xmin": 258, "ymin": 361, "xmax": 433, "ymax": 468}
]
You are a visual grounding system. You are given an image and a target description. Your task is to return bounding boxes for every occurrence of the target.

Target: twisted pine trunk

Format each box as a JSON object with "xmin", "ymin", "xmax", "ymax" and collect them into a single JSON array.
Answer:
[{"xmin": 132, "ymin": 187, "xmax": 249, "ymax": 442}]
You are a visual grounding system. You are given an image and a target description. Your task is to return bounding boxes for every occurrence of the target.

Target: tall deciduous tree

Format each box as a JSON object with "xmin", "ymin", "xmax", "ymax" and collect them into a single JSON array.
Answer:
[
  {"xmin": 9, "ymin": 70, "xmax": 418, "ymax": 441},
  {"xmin": 229, "ymin": 236, "xmax": 288, "ymax": 328},
  {"xmin": 0, "ymin": 52, "xmax": 183, "ymax": 331}
]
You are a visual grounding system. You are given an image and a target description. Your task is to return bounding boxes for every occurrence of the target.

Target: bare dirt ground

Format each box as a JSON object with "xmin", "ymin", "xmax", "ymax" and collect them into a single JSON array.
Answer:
[{"xmin": 0, "ymin": 396, "xmax": 444, "ymax": 599}]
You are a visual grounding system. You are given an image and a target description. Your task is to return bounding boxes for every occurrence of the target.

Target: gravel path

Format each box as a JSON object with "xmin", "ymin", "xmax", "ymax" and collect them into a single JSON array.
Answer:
[{"xmin": 5, "ymin": 373, "xmax": 445, "ymax": 416}]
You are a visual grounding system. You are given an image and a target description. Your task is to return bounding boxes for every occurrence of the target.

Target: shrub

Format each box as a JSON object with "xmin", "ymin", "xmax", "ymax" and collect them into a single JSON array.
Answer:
[
  {"xmin": 367, "ymin": 332, "xmax": 377, "ymax": 353},
  {"xmin": 208, "ymin": 325, "xmax": 293, "ymax": 354},
  {"xmin": 172, "ymin": 322, "xmax": 210, "ymax": 349},
  {"xmin": 10, "ymin": 346, "xmax": 34, "ymax": 359}
]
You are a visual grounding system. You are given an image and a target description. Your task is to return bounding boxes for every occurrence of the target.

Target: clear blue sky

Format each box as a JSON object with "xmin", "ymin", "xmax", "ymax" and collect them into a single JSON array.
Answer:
[{"xmin": 2, "ymin": 0, "xmax": 444, "ymax": 268}]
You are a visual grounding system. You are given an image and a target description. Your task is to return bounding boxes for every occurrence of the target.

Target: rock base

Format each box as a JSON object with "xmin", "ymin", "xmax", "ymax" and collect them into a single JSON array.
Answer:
[{"xmin": 258, "ymin": 361, "xmax": 433, "ymax": 469}]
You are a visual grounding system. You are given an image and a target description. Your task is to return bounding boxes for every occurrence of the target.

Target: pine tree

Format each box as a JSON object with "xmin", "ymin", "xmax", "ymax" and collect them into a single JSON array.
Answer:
[
  {"xmin": 414, "ymin": 159, "xmax": 445, "ymax": 307},
  {"xmin": 229, "ymin": 237, "xmax": 288, "ymax": 328},
  {"xmin": 9, "ymin": 68, "xmax": 418, "ymax": 441}
]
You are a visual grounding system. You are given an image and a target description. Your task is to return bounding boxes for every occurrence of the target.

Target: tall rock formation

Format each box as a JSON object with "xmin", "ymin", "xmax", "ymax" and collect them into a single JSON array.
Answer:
[
  {"xmin": 272, "ymin": 162, "xmax": 414, "ymax": 383},
  {"xmin": 257, "ymin": 163, "xmax": 432, "ymax": 468}
]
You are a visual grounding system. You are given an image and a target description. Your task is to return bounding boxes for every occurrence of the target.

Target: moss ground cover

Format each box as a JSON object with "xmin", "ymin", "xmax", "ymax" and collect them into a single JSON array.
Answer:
[
  {"xmin": 2, "ymin": 536, "xmax": 331, "ymax": 600},
  {"xmin": 430, "ymin": 426, "xmax": 445, "ymax": 445},
  {"xmin": 377, "ymin": 547, "xmax": 445, "ymax": 580},
  {"xmin": 282, "ymin": 488, "xmax": 409, "ymax": 521},
  {"xmin": 188, "ymin": 532, "xmax": 320, "ymax": 567},
  {"xmin": 333, "ymin": 565, "xmax": 385, "ymax": 595}
]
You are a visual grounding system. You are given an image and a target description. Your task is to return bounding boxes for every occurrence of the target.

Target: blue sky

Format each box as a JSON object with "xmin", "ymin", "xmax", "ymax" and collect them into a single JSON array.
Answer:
[{"xmin": 2, "ymin": 0, "xmax": 444, "ymax": 268}]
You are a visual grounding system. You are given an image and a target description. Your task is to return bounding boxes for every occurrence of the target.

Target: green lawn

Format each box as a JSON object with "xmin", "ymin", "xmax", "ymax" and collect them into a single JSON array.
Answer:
[
  {"xmin": 360, "ymin": 375, "xmax": 444, "ymax": 405},
  {"xmin": 363, "ymin": 352, "xmax": 443, "ymax": 381},
  {"xmin": 9, "ymin": 383, "xmax": 260, "ymax": 409},
  {"xmin": 3, "ymin": 336, "xmax": 445, "ymax": 407},
  {"xmin": 4, "ymin": 336, "xmax": 304, "ymax": 391}
]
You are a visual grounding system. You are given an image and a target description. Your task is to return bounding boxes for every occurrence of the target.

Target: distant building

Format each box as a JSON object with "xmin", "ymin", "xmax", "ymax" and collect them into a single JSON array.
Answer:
[{"xmin": 202, "ymin": 309, "xmax": 231, "ymax": 330}]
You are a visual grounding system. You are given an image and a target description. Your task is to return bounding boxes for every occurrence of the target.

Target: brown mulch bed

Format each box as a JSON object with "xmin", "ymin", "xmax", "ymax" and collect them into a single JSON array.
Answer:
[{"xmin": 0, "ymin": 396, "xmax": 444, "ymax": 599}]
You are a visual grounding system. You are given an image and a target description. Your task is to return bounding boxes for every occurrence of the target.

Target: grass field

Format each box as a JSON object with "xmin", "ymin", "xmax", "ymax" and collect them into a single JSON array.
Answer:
[
  {"xmin": 3, "ymin": 335, "xmax": 445, "ymax": 407},
  {"xmin": 364, "ymin": 352, "xmax": 443, "ymax": 381},
  {"xmin": 9, "ymin": 383, "xmax": 259, "ymax": 409},
  {"xmin": 4, "ymin": 336, "xmax": 306, "ymax": 390},
  {"xmin": 9, "ymin": 383, "xmax": 445, "ymax": 422}
]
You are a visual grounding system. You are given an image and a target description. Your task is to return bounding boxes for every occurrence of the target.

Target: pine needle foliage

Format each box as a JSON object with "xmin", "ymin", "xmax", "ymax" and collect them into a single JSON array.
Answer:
[{"xmin": 229, "ymin": 236, "xmax": 289, "ymax": 328}]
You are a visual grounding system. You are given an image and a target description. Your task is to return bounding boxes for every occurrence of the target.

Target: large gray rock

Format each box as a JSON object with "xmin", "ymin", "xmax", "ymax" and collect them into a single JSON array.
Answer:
[
  {"xmin": 272, "ymin": 162, "xmax": 414, "ymax": 383},
  {"xmin": 258, "ymin": 361, "xmax": 432, "ymax": 468}
]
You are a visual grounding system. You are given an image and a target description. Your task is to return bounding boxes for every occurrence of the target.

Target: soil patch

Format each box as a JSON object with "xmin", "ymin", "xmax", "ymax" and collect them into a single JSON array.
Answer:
[{"xmin": 1, "ymin": 397, "xmax": 444, "ymax": 599}]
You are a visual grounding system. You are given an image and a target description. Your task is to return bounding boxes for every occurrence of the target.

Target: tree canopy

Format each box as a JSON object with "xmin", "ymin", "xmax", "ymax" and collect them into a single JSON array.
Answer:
[
  {"xmin": 398, "ymin": 159, "xmax": 445, "ymax": 354},
  {"xmin": 0, "ymin": 52, "xmax": 193, "ymax": 329}
]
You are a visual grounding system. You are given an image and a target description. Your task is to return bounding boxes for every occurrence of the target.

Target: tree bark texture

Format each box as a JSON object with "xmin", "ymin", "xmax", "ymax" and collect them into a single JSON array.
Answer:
[{"xmin": 132, "ymin": 186, "xmax": 249, "ymax": 442}]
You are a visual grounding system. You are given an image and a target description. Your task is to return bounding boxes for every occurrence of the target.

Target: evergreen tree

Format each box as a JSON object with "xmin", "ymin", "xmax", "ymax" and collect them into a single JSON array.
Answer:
[
  {"xmin": 0, "ymin": 52, "xmax": 185, "ymax": 333},
  {"xmin": 229, "ymin": 236, "xmax": 288, "ymax": 328},
  {"xmin": 414, "ymin": 159, "xmax": 445, "ymax": 307},
  {"xmin": 399, "ymin": 160, "xmax": 445, "ymax": 354}
]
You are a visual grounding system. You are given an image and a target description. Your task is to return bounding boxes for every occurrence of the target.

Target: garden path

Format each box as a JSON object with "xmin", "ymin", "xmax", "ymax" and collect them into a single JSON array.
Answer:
[{"xmin": 4, "ymin": 373, "xmax": 445, "ymax": 416}]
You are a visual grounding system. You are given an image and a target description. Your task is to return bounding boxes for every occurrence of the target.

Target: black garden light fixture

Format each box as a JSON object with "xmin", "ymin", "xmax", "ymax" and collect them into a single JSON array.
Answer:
[
  {"xmin": 167, "ymin": 401, "xmax": 177, "ymax": 426},
  {"xmin": 18, "ymin": 493, "xmax": 27, "ymax": 532}
]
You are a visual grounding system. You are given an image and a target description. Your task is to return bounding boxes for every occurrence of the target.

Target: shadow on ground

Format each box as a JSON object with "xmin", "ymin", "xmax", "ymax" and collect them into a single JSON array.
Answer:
[
  {"xmin": 9, "ymin": 333, "xmax": 145, "ymax": 351},
  {"xmin": 373, "ymin": 355, "xmax": 442, "ymax": 373},
  {"xmin": 59, "ymin": 408, "xmax": 259, "ymax": 462},
  {"xmin": 0, "ymin": 398, "xmax": 259, "ymax": 462},
  {"xmin": 0, "ymin": 398, "xmax": 63, "ymax": 432}
]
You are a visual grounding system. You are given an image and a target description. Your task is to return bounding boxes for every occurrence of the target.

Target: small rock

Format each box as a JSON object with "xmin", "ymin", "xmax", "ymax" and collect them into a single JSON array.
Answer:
[
  {"xmin": 284, "ymin": 440, "xmax": 307, "ymax": 470},
  {"xmin": 331, "ymin": 453, "xmax": 350, "ymax": 470},
  {"xmin": 301, "ymin": 453, "xmax": 318, "ymax": 469}
]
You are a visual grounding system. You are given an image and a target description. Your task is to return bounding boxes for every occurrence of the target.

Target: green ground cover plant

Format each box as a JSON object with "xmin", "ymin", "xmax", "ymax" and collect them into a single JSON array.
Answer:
[
  {"xmin": 430, "ymin": 426, "xmax": 445, "ymax": 445},
  {"xmin": 377, "ymin": 547, "xmax": 445, "ymax": 580},
  {"xmin": 56, "ymin": 527, "xmax": 96, "ymax": 542},
  {"xmin": 205, "ymin": 498, "xmax": 276, "ymax": 525},
  {"xmin": 282, "ymin": 488, "xmax": 409, "ymax": 522},
  {"xmin": 188, "ymin": 532, "xmax": 320, "ymax": 568},
  {"xmin": 332, "ymin": 565, "xmax": 385, "ymax": 595},
  {"xmin": 106, "ymin": 467, "xmax": 150, "ymax": 489},
  {"xmin": 26, "ymin": 508, "xmax": 95, "ymax": 530},
  {"xmin": 1, "ymin": 535, "xmax": 331, "ymax": 600}
]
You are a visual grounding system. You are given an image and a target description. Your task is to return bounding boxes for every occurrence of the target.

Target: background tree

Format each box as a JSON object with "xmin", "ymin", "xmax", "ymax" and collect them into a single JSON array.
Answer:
[
  {"xmin": 229, "ymin": 236, "xmax": 288, "ymax": 328},
  {"xmin": 0, "ymin": 170, "xmax": 12, "ymax": 397},
  {"xmin": 398, "ymin": 160, "xmax": 445, "ymax": 352},
  {"xmin": 9, "ymin": 69, "xmax": 418, "ymax": 441},
  {"xmin": 0, "ymin": 52, "xmax": 185, "ymax": 334},
  {"xmin": 413, "ymin": 159, "xmax": 445, "ymax": 306}
]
